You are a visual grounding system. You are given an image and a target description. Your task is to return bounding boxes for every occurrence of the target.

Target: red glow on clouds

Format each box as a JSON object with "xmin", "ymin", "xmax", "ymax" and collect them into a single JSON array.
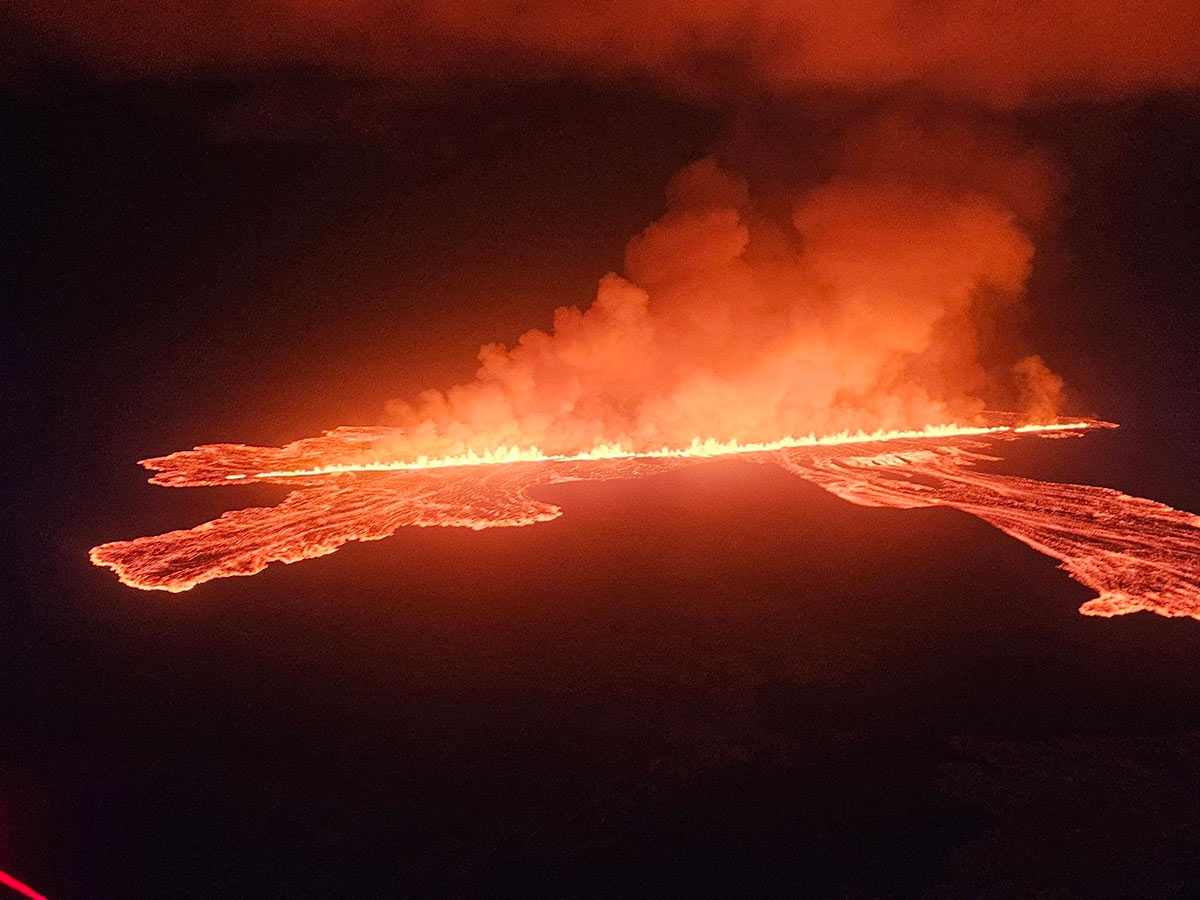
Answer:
[{"xmin": 11, "ymin": 1, "xmax": 1200, "ymax": 104}]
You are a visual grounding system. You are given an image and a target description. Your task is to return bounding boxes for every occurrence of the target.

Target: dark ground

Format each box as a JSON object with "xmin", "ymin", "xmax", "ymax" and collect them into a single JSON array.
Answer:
[{"xmin": 3, "ymin": 78, "xmax": 1200, "ymax": 898}]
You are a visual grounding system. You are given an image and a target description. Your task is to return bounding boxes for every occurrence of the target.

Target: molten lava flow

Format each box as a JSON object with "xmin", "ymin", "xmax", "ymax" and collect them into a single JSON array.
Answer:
[
  {"xmin": 0, "ymin": 870, "xmax": 52, "ymax": 900},
  {"xmin": 222, "ymin": 423, "xmax": 1089, "ymax": 480},
  {"xmin": 89, "ymin": 417, "xmax": 1200, "ymax": 619},
  {"xmin": 776, "ymin": 443, "xmax": 1200, "ymax": 619},
  {"xmin": 136, "ymin": 421, "xmax": 1089, "ymax": 487}
]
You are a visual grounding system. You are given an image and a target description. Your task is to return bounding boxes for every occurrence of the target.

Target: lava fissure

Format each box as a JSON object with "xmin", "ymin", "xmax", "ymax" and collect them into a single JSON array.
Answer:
[{"xmin": 89, "ymin": 418, "xmax": 1200, "ymax": 618}]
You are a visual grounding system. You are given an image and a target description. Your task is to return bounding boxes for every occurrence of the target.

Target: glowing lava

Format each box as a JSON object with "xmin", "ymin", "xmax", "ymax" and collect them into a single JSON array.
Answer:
[
  {"xmin": 220, "ymin": 422, "xmax": 1090, "ymax": 480},
  {"xmin": 89, "ymin": 418, "xmax": 1200, "ymax": 619}
]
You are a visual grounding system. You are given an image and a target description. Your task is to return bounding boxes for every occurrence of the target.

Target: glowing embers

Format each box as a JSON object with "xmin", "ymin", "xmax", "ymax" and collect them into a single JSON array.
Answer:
[{"xmin": 89, "ymin": 420, "xmax": 1200, "ymax": 620}]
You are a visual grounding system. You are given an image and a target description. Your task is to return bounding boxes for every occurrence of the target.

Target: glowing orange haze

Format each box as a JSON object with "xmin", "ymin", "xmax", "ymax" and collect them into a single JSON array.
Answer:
[
  {"xmin": 90, "ymin": 419, "xmax": 1200, "ymax": 620},
  {"xmin": 12, "ymin": 1, "xmax": 1200, "ymax": 104}
]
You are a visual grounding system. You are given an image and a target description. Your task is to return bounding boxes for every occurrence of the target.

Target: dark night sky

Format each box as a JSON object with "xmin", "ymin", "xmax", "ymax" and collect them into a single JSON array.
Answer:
[{"xmin": 3, "ymin": 39, "xmax": 1200, "ymax": 900}]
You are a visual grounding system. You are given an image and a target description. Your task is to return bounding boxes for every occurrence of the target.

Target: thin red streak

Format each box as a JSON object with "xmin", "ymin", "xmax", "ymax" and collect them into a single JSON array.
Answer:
[{"xmin": 0, "ymin": 870, "xmax": 52, "ymax": 900}]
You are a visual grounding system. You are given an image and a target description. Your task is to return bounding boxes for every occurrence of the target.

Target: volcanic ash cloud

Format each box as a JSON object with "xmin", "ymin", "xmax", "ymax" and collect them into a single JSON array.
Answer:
[{"xmin": 383, "ymin": 117, "xmax": 1058, "ymax": 459}]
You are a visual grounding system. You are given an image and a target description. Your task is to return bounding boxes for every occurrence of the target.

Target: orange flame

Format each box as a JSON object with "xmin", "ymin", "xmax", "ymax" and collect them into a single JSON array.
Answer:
[
  {"xmin": 226, "ymin": 421, "xmax": 1095, "ymax": 481},
  {"xmin": 87, "ymin": 414, "xmax": 1200, "ymax": 620}
]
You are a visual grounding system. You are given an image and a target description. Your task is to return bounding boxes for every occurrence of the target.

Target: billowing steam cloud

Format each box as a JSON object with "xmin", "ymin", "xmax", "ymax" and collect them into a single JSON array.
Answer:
[
  {"xmin": 9, "ymin": 1, "xmax": 1200, "ymax": 103},
  {"xmin": 11, "ymin": 0, "xmax": 1197, "ymax": 457},
  {"xmin": 381, "ymin": 112, "xmax": 1061, "ymax": 456}
]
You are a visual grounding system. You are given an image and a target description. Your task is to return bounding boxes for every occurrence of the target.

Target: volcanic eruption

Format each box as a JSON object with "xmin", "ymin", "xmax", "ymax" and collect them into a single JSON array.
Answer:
[
  {"xmin": 87, "ymin": 416, "xmax": 1200, "ymax": 619},
  {"xmin": 88, "ymin": 154, "xmax": 1200, "ymax": 617},
  {"xmin": 58, "ymin": 1, "xmax": 1199, "ymax": 618}
]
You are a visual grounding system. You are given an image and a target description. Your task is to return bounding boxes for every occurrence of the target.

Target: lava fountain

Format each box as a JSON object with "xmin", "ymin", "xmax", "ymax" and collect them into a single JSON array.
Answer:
[{"xmin": 89, "ymin": 418, "xmax": 1200, "ymax": 618}]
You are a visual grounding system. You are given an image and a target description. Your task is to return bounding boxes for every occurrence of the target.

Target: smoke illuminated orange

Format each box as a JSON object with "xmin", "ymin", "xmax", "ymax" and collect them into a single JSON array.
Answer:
[{"xmin": 89, "ymin": 418, "xmax": 1200, "ymax": 619}]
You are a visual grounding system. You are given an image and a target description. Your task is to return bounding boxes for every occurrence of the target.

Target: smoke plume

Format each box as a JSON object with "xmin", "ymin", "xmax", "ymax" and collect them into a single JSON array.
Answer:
[
  {"xmin": 11, "ymin": 1, "xmax": 1199, "ymax": 455},
  {"xmin": 9, "ymin": 2, "xmax": 1200, "ymax": 104},
  {"xmin": 378, "ymin": 111, "xmax": 1059, "ymax": 455},
  {"xmin": 1013, "ymin": 355, "xmax": 1065, "ymax": 425}
]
